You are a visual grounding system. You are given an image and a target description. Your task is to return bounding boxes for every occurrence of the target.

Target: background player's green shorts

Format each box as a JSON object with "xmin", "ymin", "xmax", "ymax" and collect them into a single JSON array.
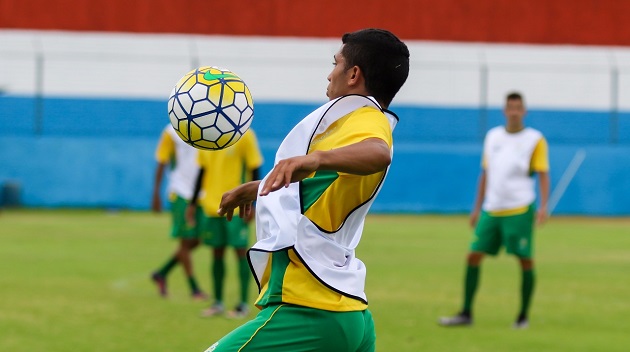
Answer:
[
  {"xmin": 204, "ymin": 304, "xmax": 375, "ymax": 352},
  {"xmin": 471, "ymin": 204, "xmax": 535, "ymax": 258},
  {"xmin": 169, "ymin": 194, "xmax": 203, "ymax": 239},
  {"xmin": 201, "ymin": 216, "xmax": 249, "ymax": 248}
]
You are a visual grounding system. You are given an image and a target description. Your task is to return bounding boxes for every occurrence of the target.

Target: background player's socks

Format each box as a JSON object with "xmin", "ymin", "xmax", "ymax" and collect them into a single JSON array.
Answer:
[
  {"xmin": 519, "ymin": 269, "xmax": 535, "ymax": 319},
  {"xmin": 156, "ymin": 256, "xmax": 178, "ymax": 277},
  {"xmin": 188, "ymin": 276, "xmax": 206, "ymax": 300},
  {"xmin": 463, "ymin": 265, "xmax": 480, "ymax": 313},
  {"xmin": 238, "ymin": 256, "xmax": 250, "ymax": 304},
  {"xmin": 212, "ymin": 257, "xmax": 225, "ymax": 302}
]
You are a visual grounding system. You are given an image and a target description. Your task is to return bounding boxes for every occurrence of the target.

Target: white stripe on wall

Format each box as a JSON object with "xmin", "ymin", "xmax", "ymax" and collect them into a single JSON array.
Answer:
[{"xmin": 1, "ymin": 29, "xmax": 630, "ymax": 110}]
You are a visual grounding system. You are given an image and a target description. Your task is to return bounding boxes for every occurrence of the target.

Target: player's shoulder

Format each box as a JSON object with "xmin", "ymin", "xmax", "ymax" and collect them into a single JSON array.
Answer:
[
  {"xmin": 236, "ymin": 129, "xmax": 258, "ymax": 147},
  {"xmin": 524, "ymin": 127, "xmax": 543, "ymax": 138},
  {"xmin": 162, "ymin": 124, "xmax": 178, "ymax": 138},
  {"xmin": 355, "ymin": 105, "xmax": 385, "ymax": 116},
  {"xmin": 485, "ymin": 126, "xmax": 504, "ymax": 138},
  {"xmin": 164, "ymin": 125, "xmax": 194, "ymax": 149},
  {"xmin": 243, "ymin": 129, "xmax": 257, "ymax": 140},
  {"xmin": 347, "ymin": 106, "xmax": 389, "ymax": 128},
  {"xmin": 520, "ymin": 127, "xmax": 544, "ymax": 143}
]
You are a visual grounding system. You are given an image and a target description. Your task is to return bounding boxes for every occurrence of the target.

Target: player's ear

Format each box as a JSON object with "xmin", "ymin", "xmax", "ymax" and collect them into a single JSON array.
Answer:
[{"xmin": 347, "ymin": 66, "xmax": 362, "ymax": 86}]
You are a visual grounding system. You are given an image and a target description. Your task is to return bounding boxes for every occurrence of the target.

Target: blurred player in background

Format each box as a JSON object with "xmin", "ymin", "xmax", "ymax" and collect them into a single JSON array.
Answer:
[
  {"xmin": 203, "ymin": 28, "xmax": 409, "ymax": 351},
  {"xmin": 439, "ymin": 92, "xmax": 550, "ymax": 329},
  {"xmin": 187, "ymin": 129, "xmax": 263, "ymax": 318},
  {"xmin": 150, "ymin": 124, "xmax": 207, "ymax": 300}
]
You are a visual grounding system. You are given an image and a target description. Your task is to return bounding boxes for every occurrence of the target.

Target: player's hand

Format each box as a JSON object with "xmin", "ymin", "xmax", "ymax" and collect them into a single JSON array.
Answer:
[
  {"xmin": 218, "ymin": 181, "xmax": 260, "ymax": 221},
  {"xmin": 536, "ymin": 207, "xmax": 549, "ymax": 225},
  {"xmin": 242, "ymin": 204, "xmax": 256, "ymax": 224},
  {"xmin": 151, "ymin": 192, "xmax": 162, "ymax": 213},
  {"xmin": 185, "ymin": 204, "xmax": 196, "ymax": 226},
  {"xmin": 469, "ymin": 210, "xmax": 480, "ymax": 228},
  {"xmin": 260, "ymin": 154, "xmax": 320, "ymax": 196}
]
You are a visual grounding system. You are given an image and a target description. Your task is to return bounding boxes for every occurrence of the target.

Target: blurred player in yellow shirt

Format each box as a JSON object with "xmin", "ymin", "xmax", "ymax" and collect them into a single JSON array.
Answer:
[{"xmin": 187, "ymin": 129, "xmax": 263, "ymax": 318}]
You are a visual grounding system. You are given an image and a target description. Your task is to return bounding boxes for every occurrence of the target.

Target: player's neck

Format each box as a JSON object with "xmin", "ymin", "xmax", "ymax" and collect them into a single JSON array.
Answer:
[{"xmin": 505, "ymin": 124, "xmax": 525, "ymax": 133}]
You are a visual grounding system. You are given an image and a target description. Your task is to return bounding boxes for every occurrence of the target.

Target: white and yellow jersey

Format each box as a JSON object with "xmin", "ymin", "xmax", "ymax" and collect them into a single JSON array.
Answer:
[
  {"xmin": 482, "ymin": 126, "xmax": 549, "ymax": 214},
  {"xmin": 155, "ymin": 125, "xmax": 199, "ymax": 200},
  {"xmin": 196, "ymin": 129, "xmax": 263, "ymax": 217},
  {"xmin": 303, "ymin": 106, "xmax": 392, "ymax": 232},
  {"xmin": 250, "ymin": 95, "xmax": 396, "ymax": 312}
]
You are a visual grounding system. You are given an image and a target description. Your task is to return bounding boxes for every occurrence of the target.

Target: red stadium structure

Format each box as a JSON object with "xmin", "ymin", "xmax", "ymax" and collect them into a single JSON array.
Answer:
[{"xmin": 1, "ymin": 0, "xmax": 630, "ymax": 46}]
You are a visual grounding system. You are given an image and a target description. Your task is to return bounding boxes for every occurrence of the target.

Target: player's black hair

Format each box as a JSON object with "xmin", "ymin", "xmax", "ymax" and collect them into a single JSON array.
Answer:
[
  {"xmin": 341, "ymin": 28, "xmax": 410, "ymax": 108},
  {"xmin": 506, "ymin": 92, "xmax": 524, "ymax": 103}
]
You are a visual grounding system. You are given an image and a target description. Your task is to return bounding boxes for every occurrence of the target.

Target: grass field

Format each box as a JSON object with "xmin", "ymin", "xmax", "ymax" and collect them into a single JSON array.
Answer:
[{"xmin": 1, "ymin": 210, "xmax": 629, "ymax": 351}]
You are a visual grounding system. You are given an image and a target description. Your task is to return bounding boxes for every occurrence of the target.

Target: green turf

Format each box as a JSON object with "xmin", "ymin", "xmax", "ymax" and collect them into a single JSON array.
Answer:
[{"xmin": 1, "ymin": 210, "xmax": 629, "ymax": 351}]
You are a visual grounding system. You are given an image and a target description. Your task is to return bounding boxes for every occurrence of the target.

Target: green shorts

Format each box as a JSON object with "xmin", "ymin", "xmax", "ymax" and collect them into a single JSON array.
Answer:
[
  {"xmin": 201, "ymin": 216, "xmax": 249, "ymax": 248},
  {"xmin": 169, "ymin": 194, "xmax": 203, "ymax": 239},
  {"xmin": 471, "ymin": 204, "xmax": 535, "ymax": 258},
  {"xmin": 204, "ymin": 304, "xmax": 375, "ymax": 352}
]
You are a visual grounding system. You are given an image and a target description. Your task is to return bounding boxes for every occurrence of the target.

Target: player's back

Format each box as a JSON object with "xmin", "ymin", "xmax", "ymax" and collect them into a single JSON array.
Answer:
[{"xmin": 162, "ymin": 125, "xmax": 200, "ymax": 200}]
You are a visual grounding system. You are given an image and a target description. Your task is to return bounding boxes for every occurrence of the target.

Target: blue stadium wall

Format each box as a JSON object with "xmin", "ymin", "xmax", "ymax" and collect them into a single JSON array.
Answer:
[
  {"xmin": 1, "ymin": 96, "xmax": 629, "ymax": 215},
  {"xmin": 2, "ymin": 0, "xmax": 630, "ymax": 216}
]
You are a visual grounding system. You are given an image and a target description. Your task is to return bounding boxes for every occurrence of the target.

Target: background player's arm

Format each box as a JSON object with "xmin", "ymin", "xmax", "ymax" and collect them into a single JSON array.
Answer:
[
  {"xmin": 260, "ymin": 137, "xmax": 391, "ymax": 195},
  {"xmin": 531, "ymin": 137, "xmax": 550, "ymax": 225},
  {"xmin": 469, "ymin": 170, "xmax": 486, "ymax": 228},
  {"xmin": 537, "ymin": 171, "xmax": 550, "ymax": 224},
  {"xmin": 152, "ymin": 130, "xmax": 174, "ymax": 213},
  {"xmin": 151, "ymin": 163, "xmax": 167, "ymax": 213},
  {"xmin": 242, "ymin": 167, "xmax": 262, "ymax": 223},
  {"xmin": 218, "ymin": 180, "xmax": 261, "ymax": 221},
  {"xmin": 185, "ymin": 168, "xmax": 205, "ymax": 225}
]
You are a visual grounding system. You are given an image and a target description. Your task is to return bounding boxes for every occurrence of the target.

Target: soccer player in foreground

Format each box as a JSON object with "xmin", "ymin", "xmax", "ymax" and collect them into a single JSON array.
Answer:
[
  {"xmin": 202, "ymin": 28, "xmax": 409, "ymax": 351},
  {"xmin": 439, "ymin": 92, "xmax": 550, "ymax": 329}
]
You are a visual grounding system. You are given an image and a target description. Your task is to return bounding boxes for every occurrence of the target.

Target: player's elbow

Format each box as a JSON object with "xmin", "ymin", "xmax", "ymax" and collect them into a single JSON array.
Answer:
[{"xmin": 363, "ymin": 149, "xmax": 391, "ymax": 174}]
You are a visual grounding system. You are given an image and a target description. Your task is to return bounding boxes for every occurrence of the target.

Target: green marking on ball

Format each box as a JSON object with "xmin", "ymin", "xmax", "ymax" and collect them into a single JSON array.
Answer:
[{"xmin": 203, "ymin": 71, "xmax": 238, "ymax": 81}]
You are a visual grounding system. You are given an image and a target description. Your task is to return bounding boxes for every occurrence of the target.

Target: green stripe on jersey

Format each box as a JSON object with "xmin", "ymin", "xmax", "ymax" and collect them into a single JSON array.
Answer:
[
  {"xmin": 257, "ymin": 250, "xmax": 291, "ymax": 307},
  {"xmin": 300, "ymin": 170, "xmax": 339, "ymax": 213}
]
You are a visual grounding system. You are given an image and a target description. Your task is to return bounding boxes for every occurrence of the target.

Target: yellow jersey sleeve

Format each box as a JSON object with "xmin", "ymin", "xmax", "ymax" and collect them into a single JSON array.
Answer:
[
  {"xmin": 196, "ymin": 148, "xmax": 205, "ymax": 167},
  {"xmin": 303, "ymin": 107, "xmax": 392, "ymax": 231},
  {"xmin": 195, "ymin": 130, "xmax": 263, "ymax": 216},
  {"xmin": 155, "ymin": 130, "xmax": 175, "ymax": 163},
  {"xmin": 241, "ymin": 130, "xmax": 264, "ymax": 172},
  {"xmin": 531, "ymin": 137, "xmax": 549, "ymax": 172},
  {"xmin": 308, "ymin": 107, "xmax": 392, "ymax": 158}
]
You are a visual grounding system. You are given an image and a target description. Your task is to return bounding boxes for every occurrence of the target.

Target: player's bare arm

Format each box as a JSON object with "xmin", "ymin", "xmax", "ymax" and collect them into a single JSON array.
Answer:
[
  {"xmin": 536, "ymin": 171, "xmax": 550, "ymax": 224},
  {"xmin": 469, "ymin": 170, "xmax": 486, "ymax": 227},
  {"xmin": 217, "ymin": 180, "xmax": 261, "ymax": 221},
  {"xmin": 260, "ymin": 137, "xmax": 391, "ymax": 196},
  {"xmin": 151, "ymin": 163, "xmax": 166, "ymax": 213}
]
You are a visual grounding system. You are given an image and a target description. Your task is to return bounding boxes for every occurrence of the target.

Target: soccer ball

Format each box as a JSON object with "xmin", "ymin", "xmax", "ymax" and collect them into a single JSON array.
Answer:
[{"xmin": 168, "ymin": 66, "xmax": 254, "ymax": 150}]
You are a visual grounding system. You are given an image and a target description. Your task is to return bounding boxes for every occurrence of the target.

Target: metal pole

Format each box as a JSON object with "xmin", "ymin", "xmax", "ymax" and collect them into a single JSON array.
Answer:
[
  {"xmin": 478, "ymin": 52, "xmax": 488, "ymax": 142},
  {"xmin": 610, "ymin": 67, "xmax": 619, "ymax": 145},
  {"xmin": 34, "ymin": 39, "xmax": 44, "ymax": 135},
  {"xmin": 609, "ymin": 50, "xmax": 619, "ymax": 144},
  {"xmin": 34, "ymin": 53, "xmax": 44, "ymax": 135},
  {"xmin": 190, "ymin": 37, "xmax": 200, "ymax": 69}
]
